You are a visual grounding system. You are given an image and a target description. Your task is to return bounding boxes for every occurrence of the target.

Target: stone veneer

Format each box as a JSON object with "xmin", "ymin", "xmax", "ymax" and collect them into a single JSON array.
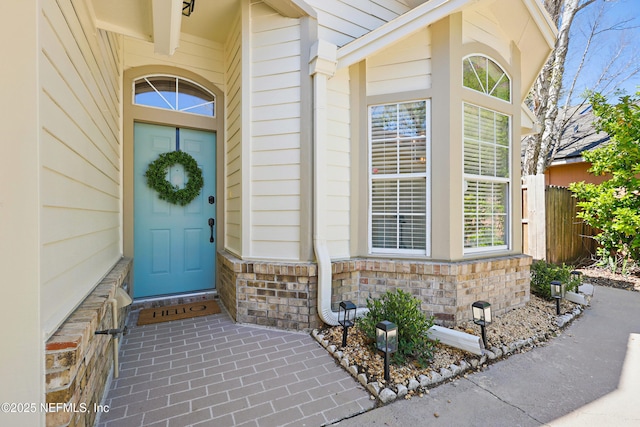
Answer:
[
  {"xmin": 44, "ymin": 258, "xmax": 132, "ymax": 427},
  {"xmin": 218, "ymin": 250, "xmax": 531, "ymax": 329}
]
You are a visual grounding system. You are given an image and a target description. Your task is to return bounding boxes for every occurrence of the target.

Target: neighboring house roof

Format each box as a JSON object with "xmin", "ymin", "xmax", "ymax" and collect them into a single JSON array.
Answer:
[{"xmin": 552, "ymin": 105, "xmax": 610, "ymax": 165}]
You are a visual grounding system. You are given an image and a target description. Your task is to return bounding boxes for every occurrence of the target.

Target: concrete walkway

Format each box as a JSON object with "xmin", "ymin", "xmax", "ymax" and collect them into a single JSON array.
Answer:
[
  {"xmin": 97, "ymin": 285, "xmax": 640, "ymax": 426},
  {"xmin": 334, "ymin": 285, "xmax": 640, "ymax": 426}
]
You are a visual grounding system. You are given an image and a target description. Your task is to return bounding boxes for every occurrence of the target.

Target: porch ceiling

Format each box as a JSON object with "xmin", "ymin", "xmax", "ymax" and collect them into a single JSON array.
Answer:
[
  {"xmin": 90, "ymin": 0, "xmax": 238, "ymax": 46},
  {"xmin": 89, "ymin": 0, "xmax": 313, "ymax": 50}
]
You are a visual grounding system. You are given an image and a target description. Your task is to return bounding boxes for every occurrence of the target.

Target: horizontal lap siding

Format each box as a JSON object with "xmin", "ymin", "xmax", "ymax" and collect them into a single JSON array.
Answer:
[
  {"xmin": 367, "ymin": 28, "xmax": 431, "ymax": 96},
  {"xmin": 327, "ymin": 68, "xmax": 351, "ymax": 258},
  {"xmin": 124, "ymin": 34, "xmax": 225, "ymax": 90},
  {"xmin": 225, "ymin": 13, "xmax": 243, "ymax": 256},
  {"xmin": 462, "ymin": 9, "xmax": 511, "ymax": 64},
  {"xmin": 40, "ymin": 0, "xmax": 122, "ymax": 338},
  {"xmin": 250, "ymin": 2, "xmax": 302, "ymax": 260},
  {"xmin": 306, "ymin": 0, "xmax": 409, "ymax": 47}
]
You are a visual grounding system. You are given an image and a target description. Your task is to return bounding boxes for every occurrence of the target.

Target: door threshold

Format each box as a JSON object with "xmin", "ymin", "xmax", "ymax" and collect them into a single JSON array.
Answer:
[{"xmin": 131, "ymin": 290, "xmax": 218, "ymax": 311}]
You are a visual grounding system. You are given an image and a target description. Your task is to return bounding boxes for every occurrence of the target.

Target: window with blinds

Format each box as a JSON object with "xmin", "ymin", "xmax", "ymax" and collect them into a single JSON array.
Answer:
[
  {"xmin": 463, "ymin": 103, "xmax": 510, "ymax": 251},
  {"xmin": 369, "ymin": 101, "xmax": 429, "ymax": 254}
]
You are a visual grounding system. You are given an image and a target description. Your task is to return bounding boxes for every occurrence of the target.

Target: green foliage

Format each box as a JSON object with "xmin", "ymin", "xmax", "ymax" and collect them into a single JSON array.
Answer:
[
  {"xmin": 145, "ymin": 151, "xmax": 204, "ymax": 206},
  {"xmin": 356, "ymin": 289, "xmax": 436, "ymax": 367},
  {"xmin": 530, "ymin": 260, "xmax": 581, "ymax": 300},
  {"xmin": 569, "ymin": 91, "xmax": 640, "ymax": 266}
]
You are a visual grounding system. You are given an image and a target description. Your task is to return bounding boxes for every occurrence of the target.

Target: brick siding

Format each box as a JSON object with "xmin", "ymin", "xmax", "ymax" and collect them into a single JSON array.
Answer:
[{"xmin": 218, "ymin": 251, "xmax": 531, "ymax": 329}]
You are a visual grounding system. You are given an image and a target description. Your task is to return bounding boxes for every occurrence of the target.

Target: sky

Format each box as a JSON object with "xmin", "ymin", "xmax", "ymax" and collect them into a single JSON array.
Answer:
[{"xmin": 562, "ymin": 0, "xmax": 640, "ymax": 105}]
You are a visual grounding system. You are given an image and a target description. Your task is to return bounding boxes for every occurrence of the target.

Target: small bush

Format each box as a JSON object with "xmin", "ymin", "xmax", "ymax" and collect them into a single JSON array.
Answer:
[
  {"xmin": 356, "ymin": 289, "xmax": 436, "ymax": 367},
  {"xmin": 530, "ymin": 260, "xmax": 581, "ymax": 300}
]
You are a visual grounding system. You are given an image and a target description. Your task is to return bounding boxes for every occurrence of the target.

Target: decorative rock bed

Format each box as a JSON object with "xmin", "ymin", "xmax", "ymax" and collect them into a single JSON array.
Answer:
[{"xmin": 311, "ymin": 295, "xmax": 588, "ymax": 404}]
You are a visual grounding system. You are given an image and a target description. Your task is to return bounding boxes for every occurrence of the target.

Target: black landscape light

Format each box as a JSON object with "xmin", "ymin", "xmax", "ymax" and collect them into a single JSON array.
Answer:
[
  {"xmin": 570, "ymin": 270, "xmax": 582, "ymax": 293},
  {"xmin": 550, "ymin": 280, "xmax": 565, "ymax": 315},
  {"xmin": 376, "ymin": 320, "xmax": 398, "ymax": 383},
  {"xmin": 338, "ymin": 300, "xmax": 357, "ymax": 347},
  {"xmin": 472, "ymin": 301, "xmax": 492, "ymax": 349}
]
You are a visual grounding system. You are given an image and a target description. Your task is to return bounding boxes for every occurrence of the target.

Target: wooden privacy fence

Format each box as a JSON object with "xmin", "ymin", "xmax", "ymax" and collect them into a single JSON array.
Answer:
[{"xmin": 522, "ymin": 175, "xmax": 597, "ymax": 265}]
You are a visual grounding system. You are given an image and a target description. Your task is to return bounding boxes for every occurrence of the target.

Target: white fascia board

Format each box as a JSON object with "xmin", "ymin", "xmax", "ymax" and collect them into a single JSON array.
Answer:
[
  {"xmin": 521, "ymin": 0, "xmax": 558, "ymax": 49},
  {"xmin": 521, "ymin": 103, "xmax": 538, "ymax": 135},
  {"xmin": 263, "ymin": 0, "xmax": 317, "ymax": 18},
  {"xmin": 336, "ymin": 0, "xmax": 469, "ymax": 70},
  {"xmin": 152, "ymin": 0, "xmax": 182, "ymax": 55}
]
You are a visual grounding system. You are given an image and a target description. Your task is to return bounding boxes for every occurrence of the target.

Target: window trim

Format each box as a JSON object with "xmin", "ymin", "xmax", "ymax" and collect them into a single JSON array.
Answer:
[
  {"xmin": 462, "ymin": 54, "xmax": 512, "ymax": 104},
  {"xmin": 367, "ymin": 100, "xmax": 431, "ymax": 256},
  {"xmin": 462, "ymin": 102, "xmax": 512, "ymax": 254},
  {"xmin": 133, "ymin": 74, "xmax": 216, "ymax": 118}
]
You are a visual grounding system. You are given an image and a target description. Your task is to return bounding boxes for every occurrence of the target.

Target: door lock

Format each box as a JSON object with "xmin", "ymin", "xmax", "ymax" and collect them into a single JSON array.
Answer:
[
  {"xmin": 208, "ymin": 218, "xmax": 214, "ymax": 243},
  {"xmin": 208, "ymin": 196, "xmax": 215, "ymax": 204}
]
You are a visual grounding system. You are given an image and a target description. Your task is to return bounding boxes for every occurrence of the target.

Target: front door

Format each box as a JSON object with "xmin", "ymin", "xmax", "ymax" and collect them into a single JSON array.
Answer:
[{"xmin": 133, "ymin": 122, "xmax": 216, "ymax": 298}]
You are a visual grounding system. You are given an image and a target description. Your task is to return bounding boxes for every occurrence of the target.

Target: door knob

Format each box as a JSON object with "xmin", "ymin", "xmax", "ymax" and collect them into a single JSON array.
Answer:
[{"xmin": 208, "ymin": 218, "xmax": 214, "ymax": 243}]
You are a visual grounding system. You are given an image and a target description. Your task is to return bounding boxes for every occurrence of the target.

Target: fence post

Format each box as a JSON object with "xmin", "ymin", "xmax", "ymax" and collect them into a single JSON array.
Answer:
[{"xmin": 523, "ymin": 174, "xmax": 546, "ymax": 260}]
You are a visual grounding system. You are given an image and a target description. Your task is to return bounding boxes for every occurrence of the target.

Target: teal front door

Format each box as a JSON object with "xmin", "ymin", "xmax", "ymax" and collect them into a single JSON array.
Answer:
[{"xmin": 134, "ymin": 123, "xmax": 216, "ymax": 298}]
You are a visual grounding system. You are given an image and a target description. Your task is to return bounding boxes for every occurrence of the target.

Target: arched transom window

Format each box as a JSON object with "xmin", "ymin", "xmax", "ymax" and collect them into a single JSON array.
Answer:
[
  {"xmin": 134, "ymin": 75, "xmax": 215, "ymax": 117},
  {"xmin": 463, "ymin": 55, "xmax": 510, "ymax": 102}
]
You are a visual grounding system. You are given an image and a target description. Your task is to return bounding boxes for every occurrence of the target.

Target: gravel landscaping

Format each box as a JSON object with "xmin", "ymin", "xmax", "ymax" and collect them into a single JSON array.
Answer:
[
  {"xmin": 312, "ymin": 263, "xmax": 640, "ymax": 404},
  {"xmin": 312, "ymin": 294, "xmax": 585, "ymax": 403}
]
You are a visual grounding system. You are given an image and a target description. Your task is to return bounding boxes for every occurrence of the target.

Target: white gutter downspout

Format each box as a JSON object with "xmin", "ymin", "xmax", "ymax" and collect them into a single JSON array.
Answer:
[{"xmin": 309, "ymin": 40, "xmax": 367, "ymax": 325}]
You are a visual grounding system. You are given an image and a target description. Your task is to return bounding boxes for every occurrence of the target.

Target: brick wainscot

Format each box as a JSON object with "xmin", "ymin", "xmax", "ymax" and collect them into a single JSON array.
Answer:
[{"xmin": 218, "ymin": 251, "xmax": 531, "ymax": 329}]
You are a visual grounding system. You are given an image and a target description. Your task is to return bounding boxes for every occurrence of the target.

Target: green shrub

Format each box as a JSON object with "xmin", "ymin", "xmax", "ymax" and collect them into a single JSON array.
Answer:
[
  {"xmin": 356, "ymin": 289, "xmax": 436, "ymax": 367},
  {"xmin": 569, "ymin": 91, "xmax": 640, "ymax": 266},
  {"xmin": 530, "ymin": 260, "xmax": 581, "ymax": 300}
]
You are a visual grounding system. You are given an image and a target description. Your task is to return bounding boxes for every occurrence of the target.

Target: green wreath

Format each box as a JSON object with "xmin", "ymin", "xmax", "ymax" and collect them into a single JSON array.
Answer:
[{"xmin": 145, "ymin": 151, "xmax": 204, "ymax": 206}]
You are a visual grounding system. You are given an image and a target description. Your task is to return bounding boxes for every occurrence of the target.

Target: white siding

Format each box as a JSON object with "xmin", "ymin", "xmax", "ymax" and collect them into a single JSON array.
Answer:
[
  {"xmin": 367, "ymin": 28, "xmax": 431, "ymax": 96},
  {"xmin": 462, "ymin": 8, "xmax": 511, "ymax": 64},
  {"xmin": 306, "ymin": 0, "xmax": 409, "ymax": 47},
  {"xmin": 225, "ymin": 12, "xmax": 243, "ymax": 256},
  {"xmin": 40, "ymin": 0, "xmax": 122, "ymax": 337},
  {"xmin": 124, "ymin": 33, "xmax": 225, "ymax": 90},
  {"xmin": 250, "ymin": 1, "xmax": 303, "ymax": 260},
  {"xmin": 326, "ymin": 68, "xmax": 351, "ymax": 258}
]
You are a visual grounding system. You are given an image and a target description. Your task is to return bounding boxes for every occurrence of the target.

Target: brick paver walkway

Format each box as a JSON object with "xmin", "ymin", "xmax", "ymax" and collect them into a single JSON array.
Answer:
[{"xmin": 96, "ymin": 309, "xmax": 374, "ymax": 426}]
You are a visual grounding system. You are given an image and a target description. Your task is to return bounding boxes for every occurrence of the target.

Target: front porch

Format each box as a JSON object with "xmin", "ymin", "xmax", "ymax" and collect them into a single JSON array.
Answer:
[{"xmin": 95, "ymin": 307, "xmax": 373, "ymax": 426}]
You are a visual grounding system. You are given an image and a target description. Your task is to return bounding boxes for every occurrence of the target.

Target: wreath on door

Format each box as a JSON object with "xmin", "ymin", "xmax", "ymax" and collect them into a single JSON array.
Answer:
[{"xmin": 145, "ymin": 151, "xmax": 204, "ymax": 206}]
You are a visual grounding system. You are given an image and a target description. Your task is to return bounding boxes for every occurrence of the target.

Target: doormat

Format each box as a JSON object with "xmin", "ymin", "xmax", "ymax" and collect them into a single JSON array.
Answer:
[{"xmin": 137, "ymin": 300, "xmax": 221, "ymax": 326}]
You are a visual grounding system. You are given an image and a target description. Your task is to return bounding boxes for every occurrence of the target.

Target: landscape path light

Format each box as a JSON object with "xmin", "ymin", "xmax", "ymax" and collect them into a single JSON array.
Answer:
[
  {"xmin": 472, "ymin": 301, "xmax": 492, "ymax": 349},
  {"xmin": 550, "ymin": 280, "xmax": 565, "ymax": 315},
  {"xmin": 376, "ymin": 321, "xmax": 398, "ymax": 383},
  {"xmin": 338, "ymin": 300, "xmax": 356, "ymax": 347},
  {"xmin": 570, "ymin": 270, "xmax": 582, "ymax": 293}
]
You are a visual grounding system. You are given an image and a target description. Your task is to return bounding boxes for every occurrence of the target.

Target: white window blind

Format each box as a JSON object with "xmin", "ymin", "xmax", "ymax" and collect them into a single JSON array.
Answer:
[
  {"xmin": 463, "ymin": 103, "xmax": 510, "ymax": 251},
  {"xmin": 370, "ymin": 101, "xmax": 429, "ymax": 253}
]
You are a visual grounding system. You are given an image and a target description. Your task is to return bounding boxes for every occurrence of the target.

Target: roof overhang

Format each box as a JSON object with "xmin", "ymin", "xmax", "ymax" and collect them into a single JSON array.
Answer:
[
  {"xmin": 337, "ymin": 0, "xmax": 470, "ymax": 70},
  {"xmin": 521, "ymin": 103, "xmax": 538, "ymax": 135},
  {"xmin": 336, "ymin": 0, "xmax": 557, "ymax": 102},
  {"xmin": 263, "ymin": 0, "xmax": 316, "ymax": 19},
  {"xmin": 489, "ymin": 0, "xmax": 557, "ymax": 99}
]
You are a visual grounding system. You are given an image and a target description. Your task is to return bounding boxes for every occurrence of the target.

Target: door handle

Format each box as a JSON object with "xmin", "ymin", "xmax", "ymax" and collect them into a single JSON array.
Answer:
[{"xmin": 208, "ymin": 218, "xmax": 214, "ymax": 243}]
